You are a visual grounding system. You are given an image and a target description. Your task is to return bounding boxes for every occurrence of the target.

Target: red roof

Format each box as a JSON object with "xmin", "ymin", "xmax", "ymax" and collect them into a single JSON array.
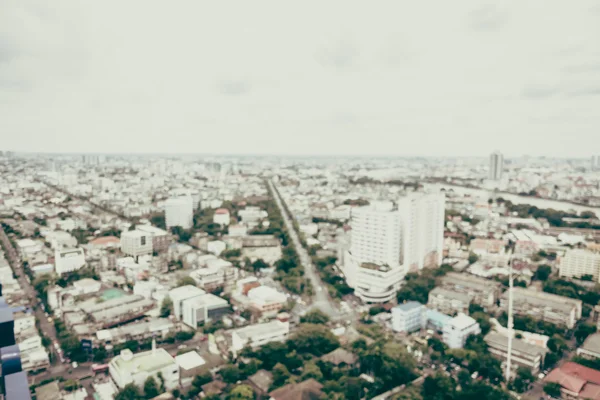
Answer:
[
  {"xmin": 561, "ymin": 362, "xmax": 600, "ymax": 386},
  {"xmin": 580, "ymin": 383, "xmax": 600, "ymax": 400},
  {"xmin": 545, "ymin": 368, "xmax": 586, "ymax": 393},
  {"xmin": 215, "ymin": 208, "xmax": 229, "ymax": 215}
]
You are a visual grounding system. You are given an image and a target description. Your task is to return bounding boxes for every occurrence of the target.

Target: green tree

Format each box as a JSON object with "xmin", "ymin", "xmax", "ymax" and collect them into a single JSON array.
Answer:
[
  {"xmin": 422, "ymin": 373, "xmax": 455, "ymax": 400},
  {"xmin": 143, "ymin": 377, "xmax": 160, "ymax": 399},
  {"xmin": 543, "ymin": 382, "xmax": 562, "ymax": 398},
  {"xmin": 63, "ymin": 379, "xmax": 80, "ymax": 392},
  {"xmin": 251, "ymin": 259, "xmax": 270, "ymax": 271},
  {"xmin": 160, "ymin": 296, "xmax": 173, "ymax": 318},
  {"xmin": 228, "ymin": 384, "xmax": 255, "ymax": 400},
  {"xmin": 534, "ymin": 265, "xmax": 552, "ymax": 281},
  {"xmin": 287, "ymin": 324, "xmax": 339, "ymax": 356},
  {"xmin": 512, "ymin": 366, "xmax": 534, "ymax": 393},
  {"xmin": 272, "ymin": 363, "xmax": 291, "ymax": 388},
  {"xmin": 115, "ymin": 383, "xmax": 143, "ymax": 400},
  {"xmin": 300, "ymin": 309, "xmax": 330, "ymax": 325},
  {"xmin": 301, "ymin": 361, "xmax": 323, "ymax": 381},
  {"xmin": 468, "ymin": 253, "xmax": 479, "ymax": 264},
  {"xmin": 575, "ymin": 322, "xmax": 597, "ymax": 344},
  {"xmin": 177, "ymin": 276, "xmax": 197, "ymax": 287},
  {"xmin": 219, "ymin": 364, "xmax": 241, "ymax": 384},
  {"xmin": 93, "ymin": 345, "xmax": 108, "ymax": 362}
]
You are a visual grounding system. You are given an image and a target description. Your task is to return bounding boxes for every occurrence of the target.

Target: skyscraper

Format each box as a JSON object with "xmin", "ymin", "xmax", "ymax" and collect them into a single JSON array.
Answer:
[
  {"xmin": 592, "ymin": 155, "xmax": 600, "ymax": 171},
  {"xmin": 489, "ymin": 152, "xmax": 504, "ymax": 180},
  {"xmin": 343, "ymin": 193, "xmax": 446, "ymax": 303}
]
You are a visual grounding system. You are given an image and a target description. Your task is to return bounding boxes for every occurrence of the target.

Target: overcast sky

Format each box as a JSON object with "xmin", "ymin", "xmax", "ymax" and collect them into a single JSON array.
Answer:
[{"xmin": 1, "ymin": 1, "xmax": 599, "ymax": 157}]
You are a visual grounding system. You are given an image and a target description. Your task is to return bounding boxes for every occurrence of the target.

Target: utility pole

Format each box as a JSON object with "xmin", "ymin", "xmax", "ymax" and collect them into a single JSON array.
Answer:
[{"xmin": 505, "ymin": 251, "xmax": 514, "ymax": 382}]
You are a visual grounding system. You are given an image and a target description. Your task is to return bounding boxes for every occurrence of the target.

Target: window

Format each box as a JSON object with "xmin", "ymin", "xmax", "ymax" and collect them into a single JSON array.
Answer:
[{"xmin": 141, "ymin": 236, "xmax": 146, "ymax": 246}]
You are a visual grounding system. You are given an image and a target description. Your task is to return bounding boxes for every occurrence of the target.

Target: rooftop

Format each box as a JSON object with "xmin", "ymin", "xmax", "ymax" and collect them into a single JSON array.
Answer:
[
  {"xmin": 394, "ymin": 301, "xmax": 424, "ymax": 312},
  {"xmin": 111, "ymin": 348, "xmax": 176, "ymax": 374},
  {"xmin": 175, "ymin": 351, "xmax": 206, "ymax": 370},
  {"xmin": 581, "ymin": 333, "xmax": 600, "ymax": 354},
  {"xmin": 447, "ymin": 313, "xmax": 477, "ymax": 329},
  {"xmin": 234, "ymin": 320, "xmax": 288, "ymax": 340},
  {"xmin": 429, "ymin": 287, "xmax": 472, "ymax": 303},
  {"xmin": 484, "ymin": 332, "xmax": 547, "ymax": 357}
]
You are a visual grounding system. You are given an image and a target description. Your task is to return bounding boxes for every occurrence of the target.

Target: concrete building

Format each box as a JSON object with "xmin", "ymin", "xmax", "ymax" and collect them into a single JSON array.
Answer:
[
  {"xmin": 247, "ymin": 286, "xmax": 287, "ymax": 316},
  {"xmin": 428, "ymin": 287, "xmax": 472, "ymax": 316},
  {"xmin": 500, "ymin": 288, "xmax": 582, "ymax": 329},
  {"xmin": 175, "ymin": 351, "xmax": 206, "ymax": 387},
  {"xmin": 231, "ymin": 318, "xmax": 290, "ymax": 352},
  {"xmin": 165, "ymin": 196, "xmax": 193, "ymax": 229},
  {"xmin": 398, "ymin": 192, "xmax": 446, "ymax": 271},
  {"xmin": 136, "ymin": 225, "xmax": 171, "ymax": 253},
  {"xmin": 559, "ymin": 249, "xmax": 600, "ymax": 282},
  {"xmin": 181, "ymin": 293, "xmax": 230, "ymax": 328},
  {"xmin": 54, "ymin": 248, "xmax": 86, "ymax": 275},
  {"xmin": 168, "ymin": 285, "xmax": 206, "ymax": 321},
  {"xmin": 485, "ymin": 332, "xmax": 547, "ymax": 373},
  {"xmin": 109, "ymin": 348, "xmax": 179, "ymax": 390},
  {"xmin": 213, "ymin": 208, "xmax": 230, "ymax": 226},
  {"xmin": 577, "ymin": 333, "xmax": 600, "ymax": 360},
  {"xmin": 96, "ymin": 318, "xmax": 176, "ymax": 345},
  {"xmin": 489, "ymin": 151, "xmax": 504, "ymax": 180},
  {"xmin": 391, "ymin": 301, "xmax": 426, "ymax": 333},
  {"xmin": 442, "ymin": 314, "xmax": 480, "ymax": 349},
  {"xmin": 120, "ymin": 230, "xmax": 153, "ymax": 258},
  {"xmin": 439, "ymin": 272, "xmax": 502, "ymax": 309}
]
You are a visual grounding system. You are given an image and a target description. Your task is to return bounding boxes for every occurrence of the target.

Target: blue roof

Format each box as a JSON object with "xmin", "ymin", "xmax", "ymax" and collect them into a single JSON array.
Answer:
[
  {"xmin": 394, "ymin": 301, "xmax": 424, "ymax": 312},
  {"xmin": 425, "ymin": 309, "xmax": 452, "ymax": 325}
]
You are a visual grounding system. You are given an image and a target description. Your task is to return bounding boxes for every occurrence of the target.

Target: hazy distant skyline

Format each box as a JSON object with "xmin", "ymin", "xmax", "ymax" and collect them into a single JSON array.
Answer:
[{"xmin": 1, "ymin": 1, "xmax": 599, "ymax": 157}]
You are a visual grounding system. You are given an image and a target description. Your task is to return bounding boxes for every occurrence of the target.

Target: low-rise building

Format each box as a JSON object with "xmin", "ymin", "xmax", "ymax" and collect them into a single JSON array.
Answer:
[
  {"xmin": 168, "ymin": 285, "xmax": 206, "ymax": 320},
  {"xmin": 391, "ymin": 301, "xmax": 425, "ymax": 333},
  {"xmin": 136, "ymin": 225, "xmax": 171, "ymax": 253},
  {"xmin": 109, "ymin": 348, "xmax": 179, "ymax": 391},
  {"xmin": 428, "ymin": 287, "xmax": 472, "ymax": 316},
  {"xmin": 545, "ymin": 362, "xmax": 600, "ymax": 399},
  {"xmin": 442, "ymin": 314, "xmax": 480, "ymax": 349},
  {"xmin": 213, "ymin": 208, "xmax": 230, "ymax": 226},
  {"xmin": 120, "ymin": 230, "xmax": 153, "ymax": 258},
  {"xmin": 96, "ymin": 318, "xmax": 176, "ymax": 345},
  {"xmin": 181, "ymin": 293, "xmax": 230, "ymax": 328},
  {"xmin": 175, "ymin": 351, "xmax": 206, "ymax": 388},
  {"xmin": 231, "ymin": 316, "xmax": 290, "ymax": 352},
  {"xmin": 247, "ymin": 286, "xmax": 287, "ymax": 316},
  {"xmin": 439, "ymin": 272, "xmax": 502, "ymax": 310},
  {"xmin": 484, "ymin": 332, "xmax": 547, "ymax": 373},
  {"xmin": 55, "ymin": 248, "xmax": 86, "ymax": 275},
  {"xmin": 500, "ymin": 288, "xmax": 582, "ymax": 329},
  {"xmin": 577, "ymin": 333, "xmax": 600, "ymax": 361}
]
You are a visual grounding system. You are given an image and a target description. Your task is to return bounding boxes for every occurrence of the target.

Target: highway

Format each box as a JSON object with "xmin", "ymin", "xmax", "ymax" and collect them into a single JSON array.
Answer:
[{"xmin": 268, "ymin": 180, "xmax": 345, "ymax": 320}]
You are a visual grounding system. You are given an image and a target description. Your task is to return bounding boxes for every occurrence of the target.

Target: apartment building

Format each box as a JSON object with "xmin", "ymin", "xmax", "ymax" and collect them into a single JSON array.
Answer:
[
  {"xmin": 439, "ymin": 272, "xmax": 502, "ymax": 309},
  {"xmin": 391, "ymin": 301, "xmax": 426, "ymax": 333},
  {"xmin": 442, "ymin": 314, "xmax": 481, "ymax": 349},
  {"xmin": 559, "ymin": 249, "xmax": 600, "ymax": 282},
  {"xmin": 247, "ymin": 286, "xmax": 287, "ymax": 316},
  {"xmin": 489, "ymin": 151, "xmax": 504, "ymax": 181},
  {"xmin": 181, "ymin": 293, "xmax": 230, "ymax": 328},
  {"xmin": 135, "ymin": 225, "xmax": 171, "ymax": 253},
  {"xmin": 428, "ymin": 287, "xmax": 472, "ymax": 316},
  {"xmin": 120, "ymin": 230, "xmax": 153, "ymax": 258},
  {"xmin": 109, "ymin": 348, "xmax": 179, "ymax": 391},
  {"xmin": 500, "ymin": 288, "xmax": 582, "ymax": 329},
  {"xmin": 485, "ymin": 332, "xmax": 547, "ymax": 373},
  {"xmin": 165, "ymin": 196, "xmax": 193, "ymax": 229},
  {"xmin": 168, "ymin": 285, "xmax": 206, "ymax": 321},
  {"xmin": 54, "ymin": 247, "xmax": 86, "ymax": 275},
  {"xmin": 95, "ymin": 318, "xmax": 176, "ymax": 346}
]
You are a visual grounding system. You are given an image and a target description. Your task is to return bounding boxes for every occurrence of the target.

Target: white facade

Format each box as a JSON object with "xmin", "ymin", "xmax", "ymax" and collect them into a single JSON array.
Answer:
[
  {"xmin": 168, "ymin": 285, "xmax": 206, "ymax": 320},
  {"xmin": 344, "ymin": 252, "xmax": 404, "ymax": 303},
  {"xmin": 120, "ymin": 230, "xmax": 153, "ymax": 257},
  {"xmin": 559, "ymin": 249, "xmax": 600, "ymax": 282},
  {"xmin": 392, "ymin": 302, "xmax": 426, "ymax": 333},
  {"xmin": 108, "ymin": 348, "xmax": 179, "ymax": 391},
  {"xmin": 213, "ymin": 209, "xmax": 230, "ymax": 226},
  {"xmin": 55, "ymin": 248, "xmax": 86, "ymax": 275},
  {"xmin": 247, "ymin": 286, "xmax": 287, "ymax": 315},
  {"xmin": 489, "ymin": 151, "xmax": 504, "ymax": 180},
  {"xmin": 443, "ymin": 314, "xmax": 481, "ymax": 349},
  {"xmin": 165, "ymin": 196, "xmax": 193, "ymax": 229},
  {"xmin": 231, "ymin": 320, "xmax": 289, "ymax": 352},
  {"xmin": 398, "ymin": 192, "xmax": 445, "ymax": 271}
]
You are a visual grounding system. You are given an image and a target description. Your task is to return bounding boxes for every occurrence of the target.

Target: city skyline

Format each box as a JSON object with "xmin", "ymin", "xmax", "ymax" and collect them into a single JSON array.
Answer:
[{"xmin": 2, "ymin": 1, "xmax": 600, "ymax": 157}]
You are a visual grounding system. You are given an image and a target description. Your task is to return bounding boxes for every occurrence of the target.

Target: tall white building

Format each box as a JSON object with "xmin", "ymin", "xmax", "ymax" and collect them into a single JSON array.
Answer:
[
  {"xmin": 165, "ymin": 196, "xmax": 193, "ymax": 230},
  {"xmin": 120, "ymin": 230, "xmax": 153, "ymax": 258},
  {"xmin": 559, "ymin": 249, "xmax": 600, "ymax": 282},
  {"xmin": 343, "ymin": 194, "xmax": 445, "ymax": 303},
  {"xmin": 442, "ymin": 314, "xmax": 481, "ymax": 349},
  {"xmin": 592, "ymin": 155, "xmax": 600, "ymax": 171},
  {"xmin": 108, "ymin": 348, "xmax": 179, "ymax": 391},
  {"xmin": 489, "ymin": 152, "xmax": 504, "ymax": 180},
  {"xmin": 398, "ymin": 192, "xmax": 446, "ymax": 271}
]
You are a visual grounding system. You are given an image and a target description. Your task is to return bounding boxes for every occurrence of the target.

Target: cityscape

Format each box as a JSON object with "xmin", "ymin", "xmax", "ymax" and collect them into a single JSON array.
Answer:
[
  {"xmin": 2, "ymin": 1, "xmax": 600, "ymax": 399},
  {"xmin": 0, "ymin": 152, "xmax": 599, "ymax": 400}
]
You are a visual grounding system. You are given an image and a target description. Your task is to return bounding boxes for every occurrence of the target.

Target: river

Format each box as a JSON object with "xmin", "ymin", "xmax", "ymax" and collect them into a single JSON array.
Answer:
[{"xmin": 424, "ymin": 183, "xmax": 600, "ymax": 215}]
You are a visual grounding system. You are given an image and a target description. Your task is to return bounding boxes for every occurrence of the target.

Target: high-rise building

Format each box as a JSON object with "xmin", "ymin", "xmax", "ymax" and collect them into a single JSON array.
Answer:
[
  {"xmin": 559, "ymin": 249, "xmax": 600, "ymax": 282},
  {"xmin": 165, "ymin": 196, "xmax": 194, "ymax": 229},
  {"xmin": 489, "ymin": 151, "xmax": 504, "ymax": 180},
  {"xmin": 398, "ymin": 192, "xmax": 446, "ymax": 271},
  {"xmin": 343, "ymin": 193, "xmax": 445, "ymax": 303},
  {"xmin": 592, "ymin": 155, "xmax": 600, "ymax": 171}
]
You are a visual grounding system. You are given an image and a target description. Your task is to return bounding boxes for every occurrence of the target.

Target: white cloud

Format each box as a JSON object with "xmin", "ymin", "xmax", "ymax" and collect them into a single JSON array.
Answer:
[{"xmin": 0, "ymin": 0, "xmax": 599, "ymax": 157}]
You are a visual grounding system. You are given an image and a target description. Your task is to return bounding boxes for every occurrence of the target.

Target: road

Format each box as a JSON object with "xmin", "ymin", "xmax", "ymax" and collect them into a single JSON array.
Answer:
[
  {"xmin": 0, "ymin": 226, "xmax": 60, "ymax": 364},
  {"xmin": 268, "ymin": 180, "xmax": 345, "ymax": 320}
]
